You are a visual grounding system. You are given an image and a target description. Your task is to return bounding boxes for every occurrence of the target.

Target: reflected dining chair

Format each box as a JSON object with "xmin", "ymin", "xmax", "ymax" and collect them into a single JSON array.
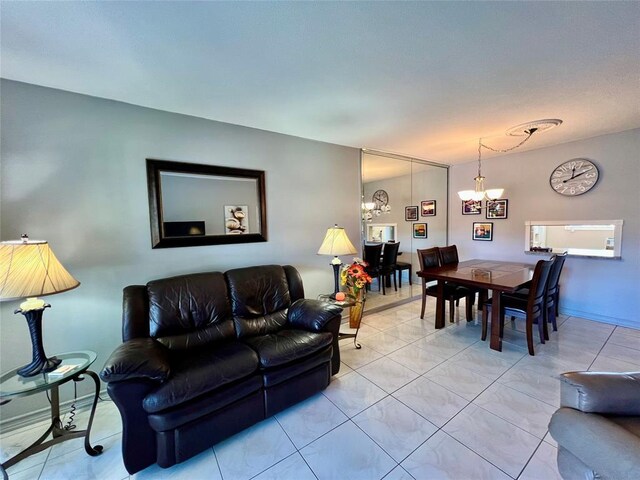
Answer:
[
  {"xmin": 363, "ymin": 243, "xmax": 383, "ymax": 291},
  {"xmin": 417, "ymin": 247, "xmax": 474, "ymax": 322},
  {"xmin": 482, "ymin": 258, "xmax": 554, "ymax": 355},
  {"xmin": 379, "ymin": 241, "xmax": 400, "ymax": 295}
]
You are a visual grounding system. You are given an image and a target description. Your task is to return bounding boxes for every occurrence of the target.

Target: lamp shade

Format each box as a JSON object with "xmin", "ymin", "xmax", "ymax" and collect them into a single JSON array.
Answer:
[
  {"xmin": 0, "ymin": 239, "xmax": 80, "ymax": 302},
  {"xmin": 317, "ymin": 225, "xmax": 357, "ymax": 257}
]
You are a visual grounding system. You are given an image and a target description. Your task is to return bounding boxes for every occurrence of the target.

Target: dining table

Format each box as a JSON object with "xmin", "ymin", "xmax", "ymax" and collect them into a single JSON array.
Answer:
[{"xmin": 418, "ymin": 259, "xmax": 535, "ymax": 352}]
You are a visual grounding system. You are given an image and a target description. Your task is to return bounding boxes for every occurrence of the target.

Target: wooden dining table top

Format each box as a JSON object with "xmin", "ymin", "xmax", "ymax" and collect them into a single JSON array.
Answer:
[{"xmin": 417, "ymin": 259, "xmax": 535, "ymax": 292}]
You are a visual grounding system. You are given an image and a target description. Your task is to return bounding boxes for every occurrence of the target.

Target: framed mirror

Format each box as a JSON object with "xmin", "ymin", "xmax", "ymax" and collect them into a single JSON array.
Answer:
[{"xmin": 146, "ymin": 159, "xmax": 267, "ymax": 248}]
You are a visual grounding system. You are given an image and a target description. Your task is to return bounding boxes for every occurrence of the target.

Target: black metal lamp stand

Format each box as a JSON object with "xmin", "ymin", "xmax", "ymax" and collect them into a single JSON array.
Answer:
[
  {"xmin": 15, "ymin": 304, "xmax": 61, "ymax": 377},
  {"xmin": 331, "ymin": 261, "xmax": 341, "ymax": 296}
]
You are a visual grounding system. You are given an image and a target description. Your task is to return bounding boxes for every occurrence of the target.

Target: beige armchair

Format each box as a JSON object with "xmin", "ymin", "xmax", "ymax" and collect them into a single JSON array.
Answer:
[{"xmin": 548, "ymin": 371, "xmax": 640, "ymax": 480}]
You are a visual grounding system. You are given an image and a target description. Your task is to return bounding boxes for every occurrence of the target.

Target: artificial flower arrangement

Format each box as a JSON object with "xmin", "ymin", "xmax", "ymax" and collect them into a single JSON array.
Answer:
[{"xmin": 340, "ymin": 257, "xmax": 373, "ymax": 301}]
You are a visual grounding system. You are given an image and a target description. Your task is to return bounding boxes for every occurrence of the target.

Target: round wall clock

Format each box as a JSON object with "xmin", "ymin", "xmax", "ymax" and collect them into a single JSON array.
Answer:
[
  {"xmin": 372, "ymin": 189, "xmax": 389, "ymax": 208},
  {"xmin": 549, "ymin": 159, "xmax": 599, "ymax": 196}
]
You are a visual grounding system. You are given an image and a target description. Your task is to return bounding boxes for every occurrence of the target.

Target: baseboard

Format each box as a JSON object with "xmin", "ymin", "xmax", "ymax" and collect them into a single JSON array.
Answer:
[
  {"xmin": 559, "ymin": 307, "xmax": 639, "ymax": 330},
  {"xmin": 0, "ymin": 387, "xmax": 110, "ymax": 435}
]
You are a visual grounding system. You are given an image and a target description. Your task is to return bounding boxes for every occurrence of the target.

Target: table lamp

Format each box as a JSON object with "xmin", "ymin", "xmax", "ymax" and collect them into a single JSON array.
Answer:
[
  {"xmin": 317, "ymin": 225, "xmax": 357, "ymax": 296},
  {"xmin": 0, "ymin": 235, "xmax": 80, "ymax": 377}
]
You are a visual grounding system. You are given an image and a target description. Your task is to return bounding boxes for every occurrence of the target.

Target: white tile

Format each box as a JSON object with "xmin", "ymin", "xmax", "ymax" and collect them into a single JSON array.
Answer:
[
  {"xmin": 357, "ymin": 357, "xmax": 420, "ymax": 393},
  {"xmin": 424, "ymin": 361, "xmax": 494, "ymax": 401},
  {"xmin": 334, "ymin": 362, "xmax": 353, "ymax": 378},
  {"xmin": 382, "ymin": 323, "xmax": 432, "ymax": 343},
  {"xmin": 519, "ymin": 442, "xmax": 562, "ymax": 480},
  {"xmin": 133, "ymin": 448, "xmax": 220, "ymax": 479},
  {"xmin": 615, "ymin": 326, "xmax": 640, "ymax": 338},
  {"xmin": 353, "ymin": 396, "xmax": 437, "ymax": 462},
  {"xmin": 6, "ymin": 462, "xmax": 46, "ymax": 480},
  {"xmin": 599, "ymin": 342, "xmax": 640, "ymax": 367},
  {"xmin": 253, "ymin": 452, "xmax": 316, "ymax": 480},
  {"xmin": 401, "ymin": 430, "xmax": 511, "ymax": 480},
  {"xmin": 359, "ymin": 332, "xmax": 409, "ymax": 355},
  {"xmin": 214, "ymin": 418, "xmax": 295, "ymax": 480},
  {"xmin": 543, "ymin": 431, "xmax": 558, "ymax": 448},
  {"xmin": 608, "ymin": 330, "xmax": 640, "ymax": 351},
  {"xmin": 301, "ymin": 421, "xmax": 396, "ymax": 480},
  {"xmin": 275, "ymin": 393, "xmax": 347, "ymax": 449},
  {"xmin": 443, "ymin": 404, "xmax": 540, "ymax": 478},
  {"xmin": 412, "ymin": 333, "xmax": 474, "ymax": 360},
  {"xmin": 322, "ymin": 371, "xmax": 388, "ymax": 417},
  {"xmin": 383, "ymin": 465, "xmax": 415, "ymax": 480},
  {"xmin": 339, "ymin": 344, "xmax": 384, "ymax": 370},
  {"xmin": 362, "ymin": 313, "xmax": 402, "ymax": 331},
  {"xmin": 39, "ymin": 433, "xmax": 128, "ymax": 480},
  {"xmin": 473, "ymin": 383, "xmax": 557, "ymax": 439},
  {"xmin": 450, "ymin": 346, "xmax": 523, "ymax": 379},
  {"xmin": 1, "ymin": 425, "xmax": 51, "ymax": 475},
  {"xmin": 497, "ymin": 363, "xmax": 563, "ymax": 407},
  {"xmin": 589, "ymin": 355, "xmax": 640, "ymax": 373},
  {"xmin": 387, "ymin": 344, "xmax": 447, "ymax": 375},
  {"xmin": 393, "ymin": 377, "xmax": 468, "ymax": 427}
]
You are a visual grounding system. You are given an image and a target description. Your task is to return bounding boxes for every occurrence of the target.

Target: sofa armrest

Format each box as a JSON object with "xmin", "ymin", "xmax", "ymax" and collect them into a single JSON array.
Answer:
[
  {"xmin": 560, "ymin": 371, "xmax": 640, "ymax": 415},
  {"xmin": 100, "ymin": 338, "xmax": 170, "ymax": 383},
  {"xmin": 287, "ymin": 299, "xmax": 342, "ymax": 332},
  {"xmin": 549, "ymin": 408, "xmax": 640, "ymax": 479}
]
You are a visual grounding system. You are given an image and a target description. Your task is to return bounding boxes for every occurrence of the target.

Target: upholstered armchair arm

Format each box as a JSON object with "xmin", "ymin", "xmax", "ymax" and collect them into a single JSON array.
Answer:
[
  {"xmin": 549, "ymin": 408, "xmax": 640, "ymax": 479},
  {"xmin": 100, "ymin": 337, "xmax": 171, "ymax": 383},
  {"xmin": 287, "ymin": 299, "xmax": 342, "ymax": 332},
  {"xmin": 560, "ymin": 371, "xmax": 640, "ymax": 415}
]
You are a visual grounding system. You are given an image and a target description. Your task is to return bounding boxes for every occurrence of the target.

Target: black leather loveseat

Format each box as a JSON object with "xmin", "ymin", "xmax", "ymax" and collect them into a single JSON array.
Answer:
[{"xmin": 100, "ymin": 265, "xmax": 342, "ymax": 474}]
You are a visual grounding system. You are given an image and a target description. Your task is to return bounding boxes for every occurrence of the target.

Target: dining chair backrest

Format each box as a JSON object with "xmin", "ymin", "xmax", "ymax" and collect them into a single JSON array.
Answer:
[
  {"xmin": 364, "ymin": 243, "xmax": 383, "ymax": 270},
  {"xmin": 438, "ymin": 245, "xmax": 459, "ymax": 265},
  {"xmin": 381, "ymin": 241, "xmax": 400, "ymax": 267},
  {"xmin": 528, "ymin": 259, "xmax": 555, "ymax": 314},
  {"xmin": 417, "ymin": 247, "xmax": 440, "ymax": 271},
  {"xmin": 546, "ymin": 252, "xmax": 567, "ymax": 300}
]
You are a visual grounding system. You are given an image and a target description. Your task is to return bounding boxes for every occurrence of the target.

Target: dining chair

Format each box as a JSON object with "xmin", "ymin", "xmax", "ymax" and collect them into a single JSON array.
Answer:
[
  {"xmin": 482, "ymin": 258, "xmax": 554, "ymax": 355},
  {"xmin": 505, "ymin": 252, "xmax": 567, "ymax": 331},
  {"xmin": 417, "ymin": 247, "xmax": 474, "ymax": 322},
  {"xmin": 379, "ymin": 241, "xmax": 400, "ymax": 295},
  {"xmin": 437, "ymin": 244, "xmax": 481, "ymax": 311},
  {"xmin": 363, "ymin": 243, "xmax": 383, "ymax": 292}
]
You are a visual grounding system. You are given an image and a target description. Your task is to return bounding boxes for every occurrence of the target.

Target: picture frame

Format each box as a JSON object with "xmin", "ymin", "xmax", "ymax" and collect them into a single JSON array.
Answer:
[
  {"xmin": 413, "ymin": 223, "xmax": 427, "ymax": 238},
  {"xmin": 486, "ymin": 199, "xmax": 508, "ymax": 219},
  {"xmin": 420, "ymin": 200, "xmax": 436, "ymax": 217},
  {"xmin": 473, "ymin": 222, "xmax": 493, "ymax": 241},
  {"xmin": 224, "ymin": 205, "xmax": 249, "ymax": 235},
  {"xmin": 405, "ymin": 206, "xmax": 418, "ymax": 221},
  {"xmin": 462, "ymin": 200, "xmax": 481, "ymax": 215}
]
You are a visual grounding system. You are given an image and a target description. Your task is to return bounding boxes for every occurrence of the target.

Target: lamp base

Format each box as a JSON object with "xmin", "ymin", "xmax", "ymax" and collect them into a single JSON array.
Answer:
[{"xmin": 14, "ymin": 304, "xmax": 61, "ymax": 377}]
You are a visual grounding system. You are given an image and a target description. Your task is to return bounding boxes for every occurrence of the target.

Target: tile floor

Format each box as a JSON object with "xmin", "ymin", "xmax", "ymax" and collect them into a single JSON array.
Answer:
[{"xmin": 2, "ymin": 298, "xmax": 639, "ymax": 480}]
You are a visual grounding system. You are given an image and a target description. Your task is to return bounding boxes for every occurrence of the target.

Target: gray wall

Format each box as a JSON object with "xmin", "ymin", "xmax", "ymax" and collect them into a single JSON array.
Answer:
[
  {"xmin": 0, "ymin": 80, "xmax": 361, "ymax": 421},
  {"xmin": 449, "ymin": 128, "xmax": 640, "ymax": 328}
]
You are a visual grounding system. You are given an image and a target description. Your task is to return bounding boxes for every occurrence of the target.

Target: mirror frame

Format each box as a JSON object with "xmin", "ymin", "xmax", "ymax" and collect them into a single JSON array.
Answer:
[{"xmin": 146, "ymin": 158, "xmax": 267, "ymax": 248}]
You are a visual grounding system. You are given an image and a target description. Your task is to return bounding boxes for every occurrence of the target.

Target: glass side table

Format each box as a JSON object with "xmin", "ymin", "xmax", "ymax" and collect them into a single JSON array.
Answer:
[
  {"xmin": 0, "ymin": 351, "xmax": 103, "ymax": 479},
  {"xmin": 317, "ymin": 294, "xmax": 363, "ymax": 349}
]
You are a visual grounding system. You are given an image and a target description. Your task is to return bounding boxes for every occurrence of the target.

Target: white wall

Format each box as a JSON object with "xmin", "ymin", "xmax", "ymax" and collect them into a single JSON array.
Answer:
[
  {"xmin": 0, "ymin": 80, "xmax": 361, "ymax": 421},
  {"xmin": 449, "ymin": 128, "xmax": 640, "ymax": 328}
]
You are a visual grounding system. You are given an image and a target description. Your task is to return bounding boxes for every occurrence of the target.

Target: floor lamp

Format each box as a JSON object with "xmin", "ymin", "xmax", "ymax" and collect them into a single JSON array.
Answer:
[
  {"xmin": 0, "ymin": 235, "xmax": 80, "ymax": 377},
  {"xmin": 317, "ymin": 225, "xmax": 357, "ymax": 297}
]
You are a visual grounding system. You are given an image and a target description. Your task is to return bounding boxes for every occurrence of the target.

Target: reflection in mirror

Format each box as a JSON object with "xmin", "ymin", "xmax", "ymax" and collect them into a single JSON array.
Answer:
[
  {"xmin": 525, "ymin": 220, "xmax": 623, "ymax": 258},
  {"xmin": 366, "ymin": 223, "xmax": 397, "ymax": 243},
  {"xmin": 147, "ymin": 159, "xmax": 267, "ymax": 248},
  {"xmin": 361, "ymin": 151, "xmax": 449, "ymax": 312}
]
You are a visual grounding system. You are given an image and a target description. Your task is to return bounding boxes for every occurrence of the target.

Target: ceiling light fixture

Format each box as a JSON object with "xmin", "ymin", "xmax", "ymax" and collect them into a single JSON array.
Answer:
[{"xmin": 458, "ymin": 119, "xmax": 562, "ymax": 202}]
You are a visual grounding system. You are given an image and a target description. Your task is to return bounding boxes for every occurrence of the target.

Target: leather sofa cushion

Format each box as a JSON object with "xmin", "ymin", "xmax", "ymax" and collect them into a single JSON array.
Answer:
[
  {"xmin": 225, "ymin": 265, "xmax": 291, "ymax": 337},
  {"xmin": 147, "ymin": 272, "xmax": 235, "ymax": 348},
  {"xmin": 262, "ymin": 345, "xmax": 332, "ymax": 388},
  {"xmin": 143, "ymin": 341, "xmax": 258, "ymax": 413},
  {"xmin": 244, "ymin": 330, "xmax": 333, "ymax": 369}
]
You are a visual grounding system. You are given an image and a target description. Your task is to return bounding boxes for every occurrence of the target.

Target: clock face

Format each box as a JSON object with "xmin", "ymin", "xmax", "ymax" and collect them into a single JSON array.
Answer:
[
  {"xmin": 372, "ymin": 189, "xmax": 389, "ymax": 207},
  {"xmin": 549, "ymin": 159, "xmax": 599, "ymax": 196}
]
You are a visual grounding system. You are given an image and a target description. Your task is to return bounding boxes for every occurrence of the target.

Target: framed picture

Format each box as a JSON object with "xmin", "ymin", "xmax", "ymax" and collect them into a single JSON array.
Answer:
[
  {"xmin": 420, "ymin": 200, "xmax": 436, "ymax": 217},
  {"xmin": 462, "ymin": 200, "xmax": 481, "ymax": 215},
  {"xmin": 224, "ymin": 205, "xmax": 248, "ymax": 234},
  {"xmin": 413, "ymin": 223, "xmax": 427, "ymax": 238},
  {"xmin": 486, "ymin": 199, "xmax": 508, "ymax": 219},
  {"xmin": 405, "ymin": 206, "xmax": 418, "ymax": 221},
  {"xmin": 473, "ymin": 222, "xmax": 493, "ymax": 241}
]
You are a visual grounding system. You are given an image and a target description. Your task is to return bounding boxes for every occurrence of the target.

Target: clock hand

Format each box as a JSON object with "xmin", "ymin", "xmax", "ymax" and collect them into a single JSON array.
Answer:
[{"xmin": 563, "ymin": 170, "xmax": 588, "ymax": 183}]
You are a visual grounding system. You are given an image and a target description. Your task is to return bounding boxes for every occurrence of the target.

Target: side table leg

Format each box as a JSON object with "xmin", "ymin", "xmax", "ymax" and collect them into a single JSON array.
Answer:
[{"xmin": 79, "ymin": 371, "xmax": 104, "ymax": 456}]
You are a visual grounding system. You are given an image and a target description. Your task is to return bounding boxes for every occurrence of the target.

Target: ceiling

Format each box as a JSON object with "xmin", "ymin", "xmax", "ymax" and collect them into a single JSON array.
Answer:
[{"xmin": 1, "ymin": 1, "xmax": 639, "ymax": 165}]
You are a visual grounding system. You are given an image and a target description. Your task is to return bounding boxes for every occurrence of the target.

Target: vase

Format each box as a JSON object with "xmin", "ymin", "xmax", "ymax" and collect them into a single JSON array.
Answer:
[{"xmin": 349, "ymin": 290, "xmax": 366, "ymax": 328}]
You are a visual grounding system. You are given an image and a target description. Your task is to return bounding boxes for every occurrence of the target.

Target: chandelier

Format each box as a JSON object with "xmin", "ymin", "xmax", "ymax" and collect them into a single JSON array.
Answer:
[{"xmin": 458, "ymin": 119, "xmax": 562, "ymax": 202}]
